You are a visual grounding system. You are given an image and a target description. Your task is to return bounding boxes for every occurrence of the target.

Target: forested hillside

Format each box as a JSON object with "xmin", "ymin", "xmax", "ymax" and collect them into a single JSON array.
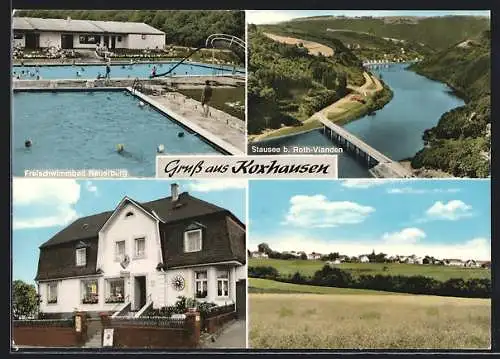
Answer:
[
  {"xmin": 248, "ymin": 25, "xmax": 365, "ymax": 135},
  {"xmin": 280, "ymin": 15, "xmax": 490, "ymax": 51},
  {"xmin": 14, "ymin": 10, "xmax": 245, "ymax": 48},
  {"xmin": 409, "ymin": 30, "xmax": 491, "ymax": 177}
]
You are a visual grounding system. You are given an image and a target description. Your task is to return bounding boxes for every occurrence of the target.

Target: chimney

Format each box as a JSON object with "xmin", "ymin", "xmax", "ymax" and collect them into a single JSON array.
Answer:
[{"xmin": 171, "ymin": 183, "xmax": 179, "ymax": 202}]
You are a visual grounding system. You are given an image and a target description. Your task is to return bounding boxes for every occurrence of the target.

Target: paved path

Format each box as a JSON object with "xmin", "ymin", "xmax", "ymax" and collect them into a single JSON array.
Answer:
[
  {"xmin": 263, "ymin": 33, "xmax": 334, "ymax": 56},
  {"xmin": 250, "ymin": 72, "xmax": 382, "ymax": 142},
  {"xmin": 202, "ymin": 320, "xmax": 246, "ymax": 348}
]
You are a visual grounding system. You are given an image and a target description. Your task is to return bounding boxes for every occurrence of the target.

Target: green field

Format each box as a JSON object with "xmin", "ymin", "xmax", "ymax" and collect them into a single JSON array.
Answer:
[
  {"xmin": 249, "ymin": 278, "xmax": 403, "ymax": 295},
  {"xmin": 249, "ymin": 258, "xmax": 490, "ymax": 281},
  {"xmin": 250, "ymin": 292, "xmax": 491, "ymax": 349}
]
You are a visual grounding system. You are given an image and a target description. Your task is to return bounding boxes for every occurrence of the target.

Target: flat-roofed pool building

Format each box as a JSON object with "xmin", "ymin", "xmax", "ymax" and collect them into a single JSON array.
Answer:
[{"xmin": 12, "ymin": 17, "xmax": 165, "ymax": 50}]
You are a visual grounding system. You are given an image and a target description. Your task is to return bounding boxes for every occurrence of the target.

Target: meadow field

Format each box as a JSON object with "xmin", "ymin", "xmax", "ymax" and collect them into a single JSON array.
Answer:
[
  {"xmin": 249, "ymin": 258, "xmax": 490, "ymax": 281},
  {"xmin": 249, "ymin": 278, "xmax": 404, "ymax": 295},
  {"xmin": 249, "ymin": 290, "xmax": 491, "ymax": 349}
]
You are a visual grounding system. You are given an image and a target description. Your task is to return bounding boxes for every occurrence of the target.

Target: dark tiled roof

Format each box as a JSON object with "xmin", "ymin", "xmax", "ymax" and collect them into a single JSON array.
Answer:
[
  {"xmin": 160, "ymin": 211, "xmax": 246, "ymax": 269},
  {"xmin": 40, "ymin": 192, "xmax": 225, "ymax": 248},
  {"xmin": 36, "ymin": 192, "xmax": 244, "ymax": 281},
  {"xmin": 36, "ymin": 238, "xmax": 100, "ymax": 281}
]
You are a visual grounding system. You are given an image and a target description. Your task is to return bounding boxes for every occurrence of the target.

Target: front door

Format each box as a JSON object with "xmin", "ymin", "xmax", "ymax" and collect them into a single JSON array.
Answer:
[
  {"xmin": 134, "ymin": 276, "xmax": 146, "ymax": 310},
  {"xmin": 61, "ymin": 34, "xmax": 74, "ymax": 49},
  {"xmin": 25, "ymin": 33, "xmax": 39, "ymax": 49},
  {"xmin": 103, "ymin": 35, "xmax": 110, "ymax": 49},
  {"xmin": 110, "ymin": 36, "xmax": 116, "ymax": 50}
]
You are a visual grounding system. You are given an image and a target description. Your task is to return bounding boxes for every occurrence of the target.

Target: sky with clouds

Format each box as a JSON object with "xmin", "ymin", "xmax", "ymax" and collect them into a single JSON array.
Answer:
[
  {"xmin": 12, "ymin": 179, "xmax": 246, "ymax": 284},
  {"xmin": 246, "ymin": 10, "xmax": 491, "ymax": 25},
  {"xmin": 248, "ymin": 179, "xmax": 490, "ymax": 261}
]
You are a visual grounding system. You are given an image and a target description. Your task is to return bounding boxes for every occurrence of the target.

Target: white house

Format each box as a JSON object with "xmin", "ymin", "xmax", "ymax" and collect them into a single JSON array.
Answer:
[
  {"xmin": 12, "ymin": 16, "xmax": 165, "ymax": 50},
  {"xmin": 464, "ymin": 260, "xmax": 480, "ymax": 268},
  {"xmin": 251, "ymin": 251, "xmax": 268, "ymax": 259},
  {"xmin": 36, "ymin": 184, "xmax": 246, "ymax": 318},
  {"xmin": 359, "ymin": 255, "xmax": 369, "ymax": 263},
  {"xmin": 307, "ymin": 252, "xmax": 322, "ymax": 260},
  {"xmin": 444, "ymin": 259, "xmax": 464, "ymax": 267}
]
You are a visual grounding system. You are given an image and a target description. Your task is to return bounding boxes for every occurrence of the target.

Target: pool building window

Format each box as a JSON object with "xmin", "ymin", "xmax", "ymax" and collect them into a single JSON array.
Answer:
[{"xmin": 79, "ymin": 35, "xmax": 100, "ymax": 44}]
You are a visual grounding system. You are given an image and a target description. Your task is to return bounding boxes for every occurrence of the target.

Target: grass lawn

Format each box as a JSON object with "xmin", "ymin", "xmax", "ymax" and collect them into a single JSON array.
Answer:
[
  {"xmin": 253, "ymin": 120, "xmax": 323, "ymax": 140},
  {"xmin": 249, "ymin": 278, "xmax": 403, "ymax": 295},
  {"xmin": 249, "ymin": 292, "xmax": 491, "ymax": 349},
  {"xmin": 177, "ymin": 87, "xmax": 244, "ymax": 120},
  {"xmin": 249, "ymin": 258, "xmax": 490, "ymax": 281}
]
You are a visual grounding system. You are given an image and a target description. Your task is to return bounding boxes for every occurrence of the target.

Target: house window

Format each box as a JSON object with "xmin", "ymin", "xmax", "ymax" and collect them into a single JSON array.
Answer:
[
  {"xmin": 105, "ymin": 279, "xmax": 125, "ymax": 303},
  {"xmin": 216, "ymin": 269, "xmax": 229, "ymax": 297},
  {"xmin": 47, "ymin": 282, "xmax": 58, "ymax": 304},
  {"xmin": 184, "ymin": 230, "xmax": 202, "ymax": 253},
  {"xmin": 81, "ymin": 280, "xmax": 98, "ymax": 304},
  {"xmin": 134, "ymin": 237, "xmax": 146, "ymax": 258},
  {"xmin": 13, "ymin": 32, "xmax": 23, "ymax": 39},
  {"xmin": 195, "ymin": 271, "xmax": 208, "ymax": 299},
  {"xmin": 115, "ymin": 240, "xmax": 126, "ymax": 261},
  {"xmin": 141, "ymin": 34, "xmax": 147, "ymax": 40},
  {"xmin": 76, "ymin": 248, "xmax": 86, "ymax": 266},
  {"xmin": 79, "ymin": 35, "xmax": 100, "ymax": 44},
  {"xmin": 125, "ymin": 211, "xmax": 134, "ymax": 218},
  {"xmin": 117, "ymin": 36, "xmax": 122, "ymax": 42}
]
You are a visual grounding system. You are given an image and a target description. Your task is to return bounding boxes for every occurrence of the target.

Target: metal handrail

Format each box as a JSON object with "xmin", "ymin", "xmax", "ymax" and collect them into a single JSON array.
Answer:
[
  {"xmin": 110, "ymin": 294, "xmax": 130, "ymax": 316},
  {"xmin": 205, "ymin": 34, "xmax": 246, "ymax": 50}
]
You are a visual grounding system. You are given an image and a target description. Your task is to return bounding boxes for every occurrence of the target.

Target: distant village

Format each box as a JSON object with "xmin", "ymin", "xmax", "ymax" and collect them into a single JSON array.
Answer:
[{"xmin": 249, "ymin": 246, "xmax": 490, "ymax": 269}]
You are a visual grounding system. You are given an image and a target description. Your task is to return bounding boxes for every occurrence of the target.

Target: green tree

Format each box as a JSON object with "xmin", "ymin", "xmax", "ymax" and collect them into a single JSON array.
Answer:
[
  {"xmin": 257, "ymin": 242, "xmax": 272, "ymax": 254},
  {"xmin": 13, "ymin": 280, "xmax": 40, "ymax": 319}
]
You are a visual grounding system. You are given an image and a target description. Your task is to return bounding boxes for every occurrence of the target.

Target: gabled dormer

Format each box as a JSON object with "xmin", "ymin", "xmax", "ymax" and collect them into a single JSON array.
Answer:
[
  {"xmin": 75, "ymin": 240, "xmax": 90, "ymax": 267},
  {"xmin": 96, "ymin": 196, "xmax": 165, "ymax": 271},
  {"xmin": 183, "ymin": 221, "xmax": 206, "ymax": 253}
]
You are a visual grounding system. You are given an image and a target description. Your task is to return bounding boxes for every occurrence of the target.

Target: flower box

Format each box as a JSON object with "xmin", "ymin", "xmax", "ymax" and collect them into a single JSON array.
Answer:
[{"xmin": 82, "ymin": 296, "xmax": 99, "ymax": 304}]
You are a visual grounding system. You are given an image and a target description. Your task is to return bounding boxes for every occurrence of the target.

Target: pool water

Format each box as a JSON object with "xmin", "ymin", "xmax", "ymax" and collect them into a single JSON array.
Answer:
[
  {"xmin": 13, "ymin": 90, "xmax": 223, "ymax": 176},
  {"xmin": 12, "ymin": 62, "xmax": 245, "ymax": 80}
]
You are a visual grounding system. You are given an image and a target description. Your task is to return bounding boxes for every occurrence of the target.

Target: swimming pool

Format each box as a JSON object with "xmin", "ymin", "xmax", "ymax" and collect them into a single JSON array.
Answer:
[
  {"xmin": 12, "ymin": 62, "xmax": 245, "ymax": 80},
  {"xmin": 12, "ymin": 89, "xmax": 225, "ymax": 176}
]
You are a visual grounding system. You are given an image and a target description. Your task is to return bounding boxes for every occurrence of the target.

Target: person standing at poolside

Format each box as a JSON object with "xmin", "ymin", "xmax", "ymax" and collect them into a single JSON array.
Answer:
[
  {"xmin": 105, "ymin": 63, "xmax": 111, "ymax": 80},
  {"xmin": 201, "ymin": 80, "xmax": 213, "ymax": 117}
]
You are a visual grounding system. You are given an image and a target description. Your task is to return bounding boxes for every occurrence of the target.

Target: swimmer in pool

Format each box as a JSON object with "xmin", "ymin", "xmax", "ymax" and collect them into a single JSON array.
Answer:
[
  {"xmin": 151, "ymin": 66, "xmax": 157, "ymax": 77},
  {"xmin": 76, "ymin": 71, "xmax": 81, "ymax": 77}
]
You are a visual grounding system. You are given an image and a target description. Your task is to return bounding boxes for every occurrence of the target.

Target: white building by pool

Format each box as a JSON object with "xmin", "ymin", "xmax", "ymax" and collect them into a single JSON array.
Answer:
[{"xmin": 12, "ymin": 16, "xmax": 165, "ymax": 50}]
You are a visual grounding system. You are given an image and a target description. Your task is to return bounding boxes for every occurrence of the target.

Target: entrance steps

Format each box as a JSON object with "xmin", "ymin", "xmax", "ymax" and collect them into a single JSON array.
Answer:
[{"xmin": 83, "ymin": 329, "xmax": 102, "ymax": 348}]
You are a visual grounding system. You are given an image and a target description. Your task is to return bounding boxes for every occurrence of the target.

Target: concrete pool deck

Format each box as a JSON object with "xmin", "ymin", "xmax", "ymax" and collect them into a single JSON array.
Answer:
[
  {"xmin": 12, "ymin": 76, "xmax": 244, "ymax": 90},
  {"xmin": 144, "ymin": 90, "xmax": 245, "ymax": 154}
]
